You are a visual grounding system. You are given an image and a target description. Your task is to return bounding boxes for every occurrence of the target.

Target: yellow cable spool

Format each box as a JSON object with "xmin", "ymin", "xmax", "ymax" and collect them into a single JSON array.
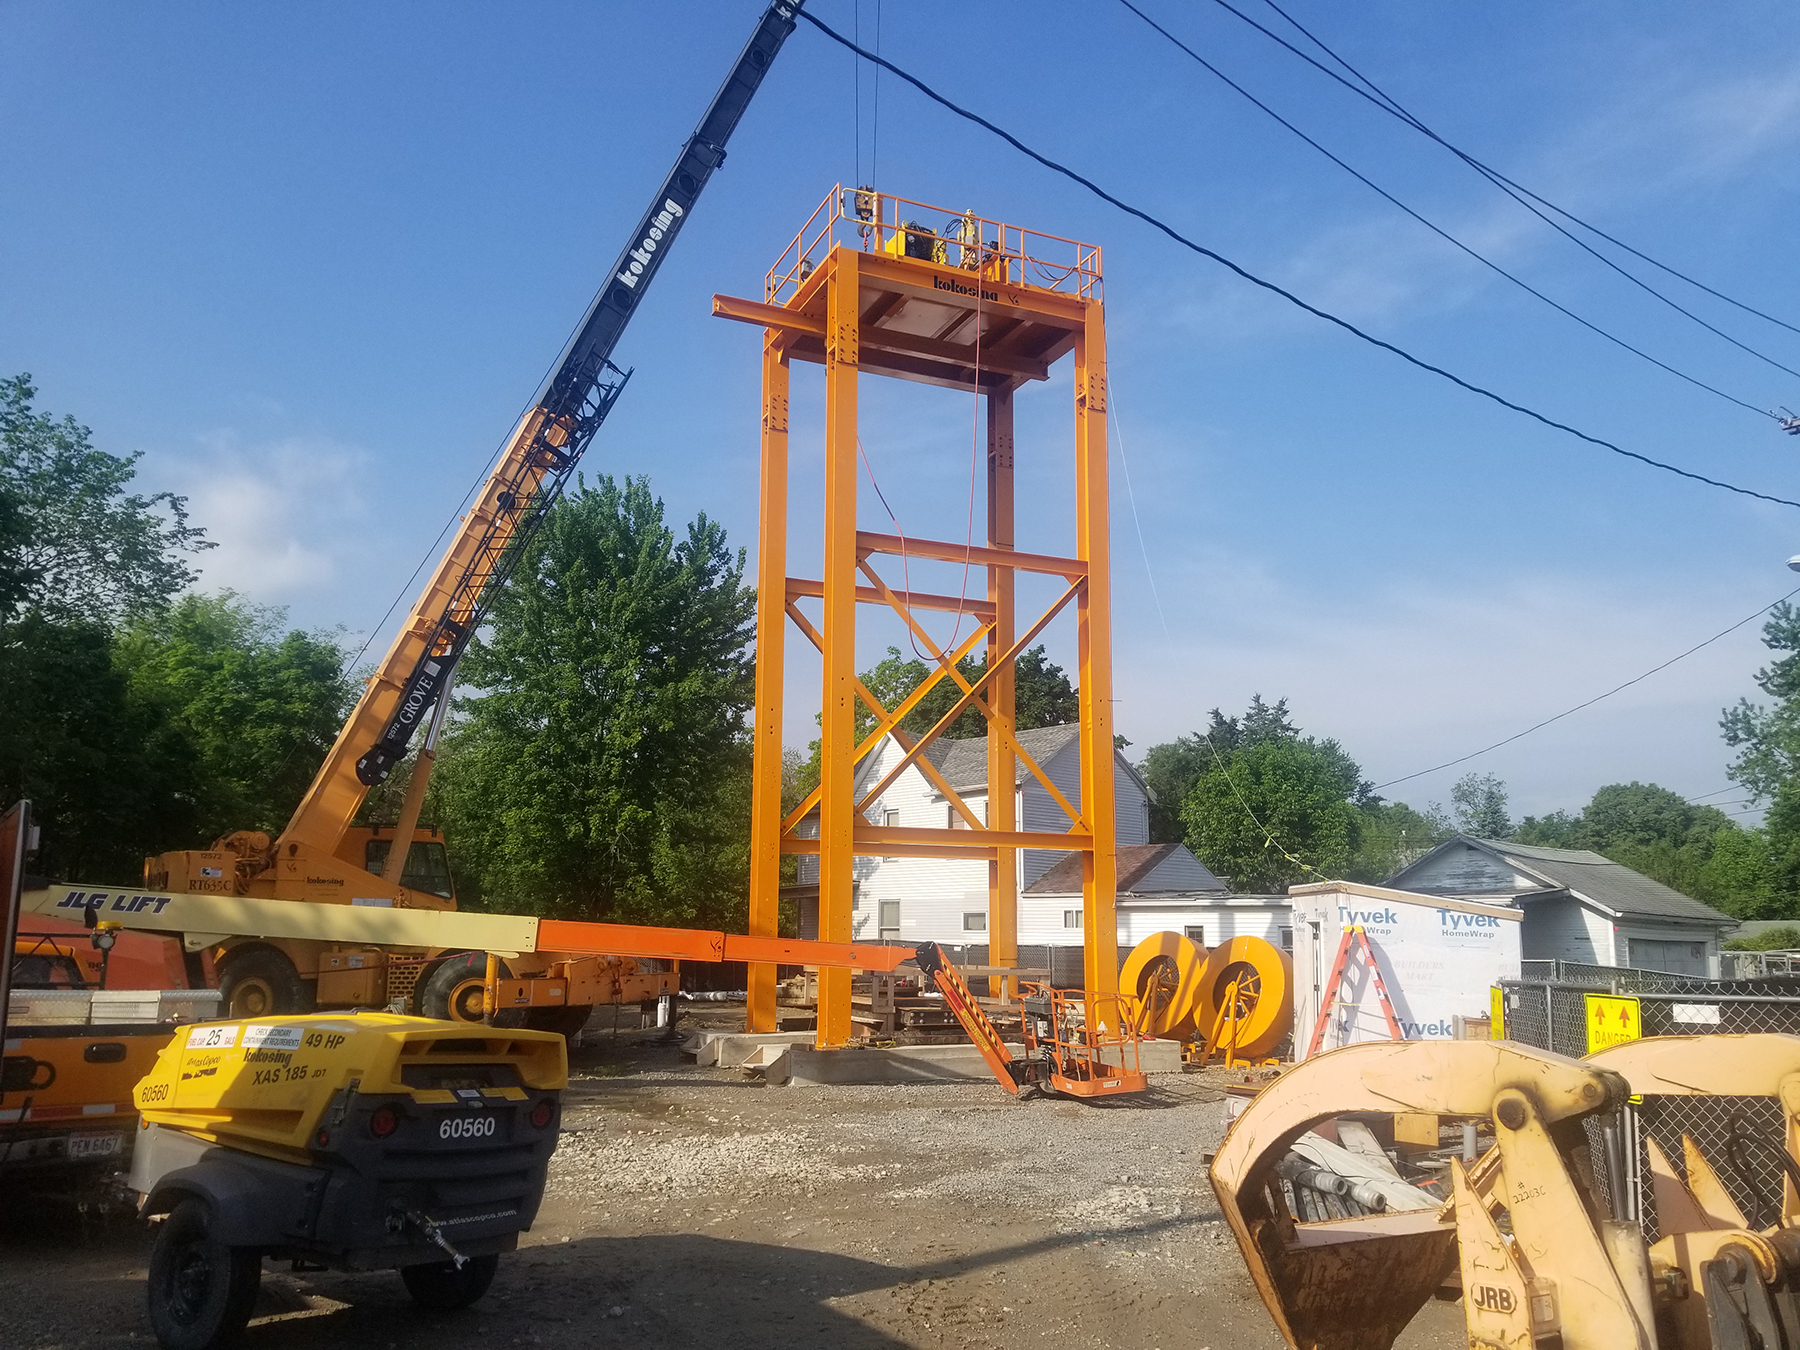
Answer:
[
  {"xmin": 1195, "ymin": 936, "xmax": 1294, "ymax": 1060},
  {"xmin": 1120, "ymin": 932, "xmax": 1208, "ymax": 1039}
]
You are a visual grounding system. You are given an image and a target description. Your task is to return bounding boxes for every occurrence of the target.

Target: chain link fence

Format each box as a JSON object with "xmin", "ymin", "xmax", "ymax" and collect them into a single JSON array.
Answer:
[{"xmin": 1501, "ymin": 967, "xmax": 1800, "ymax": 1240}]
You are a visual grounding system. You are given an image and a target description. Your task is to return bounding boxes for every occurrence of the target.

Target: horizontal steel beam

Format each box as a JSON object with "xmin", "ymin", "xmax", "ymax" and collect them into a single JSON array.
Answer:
[
  {"xmin": 856, "ymin": 531, "xmax": 1086, "ymax": 579},
  {"xmin": 786, "ymin": 576, "xmax": 996, "ymax": 621}
]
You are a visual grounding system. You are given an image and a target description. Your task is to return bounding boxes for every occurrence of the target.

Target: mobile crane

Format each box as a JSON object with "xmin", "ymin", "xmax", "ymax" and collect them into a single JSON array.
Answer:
[{"xmin": 139, "ymin": 2, "xmax": 806, "ymax": 1029}]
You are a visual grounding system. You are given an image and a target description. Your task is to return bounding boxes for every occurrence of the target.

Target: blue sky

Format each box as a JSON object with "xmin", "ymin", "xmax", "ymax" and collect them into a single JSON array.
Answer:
[{"xmin": 5, "ymin": 0, "xmax": 1800, "ymax": 825}]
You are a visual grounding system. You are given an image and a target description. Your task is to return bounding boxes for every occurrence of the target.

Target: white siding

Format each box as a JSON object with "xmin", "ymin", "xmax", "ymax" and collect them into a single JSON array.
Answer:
[
  {"xmin": 797, "ymin": 732, "xmax": 1155, "ymax": 949},
  {"xmin": 1019, "ymin": 741, "xmax": 1150, "ymax": 888},
  {"xmin": 1520, "ymin": 897, "xmax": 1604, "ymax": 963},
  {"xmin": 1116, "ymin": 900, "xmax": 1289, "ymax": 951}
]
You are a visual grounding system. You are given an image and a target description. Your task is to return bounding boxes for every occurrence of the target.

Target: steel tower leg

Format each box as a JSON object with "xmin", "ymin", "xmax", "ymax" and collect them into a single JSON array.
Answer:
[
  {"xmin": 746, "ymin": 343, "xmax": 790, "ymax": 1033},
  {"xmin": 986, "ymin": 388, "xmax": 1017, "ymax": 1000},
  {"xmin": 817, "ymin": 251, "xmax": 861, "ymax": 1048},
  {"xmin": 1075, "ymin": 304, "xmax": 1117, "ymax": 1000}
]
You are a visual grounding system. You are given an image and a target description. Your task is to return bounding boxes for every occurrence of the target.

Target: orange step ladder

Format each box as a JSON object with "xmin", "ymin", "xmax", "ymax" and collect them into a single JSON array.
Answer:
[{"xmin": 1306, "ymin": 925, "xmax": 1402, "ymax": 1058}]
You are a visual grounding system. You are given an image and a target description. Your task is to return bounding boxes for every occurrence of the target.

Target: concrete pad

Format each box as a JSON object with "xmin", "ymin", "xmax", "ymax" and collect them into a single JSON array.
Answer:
[
  {"xmin": 1109, "ymin": 1038, "xmax": 1184, "ymax": 1073},
  {"xmin": 785, "ymin": 1043, "xmax": 1020, "ymax": 1086},
  {"xmin": 739, "ymin": 1043, "xmax": 794, "ymax": 1085},
  {"xmin": 711, "ymin": 1031, "xmax": 816, "ymax": 1068}
]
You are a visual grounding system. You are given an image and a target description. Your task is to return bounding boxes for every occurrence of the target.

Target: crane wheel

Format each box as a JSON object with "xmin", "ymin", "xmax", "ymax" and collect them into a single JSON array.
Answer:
[
  {"xmin": 146, "ymin": 1197, "xmax": 262, "ymax": 1350},
  {"xmin": 524, "ymin": 1005, "xmax": 595, "ymax": 1039},
  {"xmin": 1194, "ymin": 937, "xmax": 1293, "ymax": 1059},
  {"xmin": 1121, "ymin": 933, "xmax": 1208, "ymax": 1039},
  {"xmin": 217, "ymin": 947, "xmax": 313, "ymax": 1019},
  {"xmin": 417, "ymin": 952, "xmax": 526, "ymax": 1027},
  {"xmin": 401, "ymin": 1252, "xmax": 499, "ymax": 1309}
]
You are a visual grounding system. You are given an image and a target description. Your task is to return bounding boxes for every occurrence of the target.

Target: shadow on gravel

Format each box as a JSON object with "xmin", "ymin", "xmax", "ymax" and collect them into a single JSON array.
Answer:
[{"xmin": 1, "ymin": 1196, "xmax": 1211, "ymax": 1350}]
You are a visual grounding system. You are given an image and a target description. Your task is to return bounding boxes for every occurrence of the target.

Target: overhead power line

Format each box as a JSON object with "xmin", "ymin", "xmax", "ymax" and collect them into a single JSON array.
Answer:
[
  {"xmin": 1116, "ymin": 0, "xmax": 1776, "ymax": 420},
  {"xmin": 1211, "ymin": 0, "xmax": 1800, "ymax": 369},
  {"xmin": 1133, "ymin": 10, "xmax": 1785, "ymax": 420},
  {"xmin": 794, "ymin": 10, "xmax": 1800, "ymax": 511},
  {"xmin": 1371, "ymin": 586, "xmax": 1800, "ymax": 793}
]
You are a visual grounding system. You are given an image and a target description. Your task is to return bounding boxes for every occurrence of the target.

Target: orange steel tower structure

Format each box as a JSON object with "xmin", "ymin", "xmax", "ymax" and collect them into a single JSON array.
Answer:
[{"xmin": 714, "ymin": 187, "xmax": 1113, "ymax": 1046}]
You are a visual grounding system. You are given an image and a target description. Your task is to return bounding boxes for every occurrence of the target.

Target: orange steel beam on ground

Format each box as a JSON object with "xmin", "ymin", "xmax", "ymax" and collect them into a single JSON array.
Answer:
[
  {"xmin": 536, "ymin": 919, "xmax": 912, "ymax": 973},
  {"xmin": 855, "ymin": 531, "xmax": 1085, "ymax": 580},
  {"xmin": 785, "ymin": 576, "xmax": 997, "ymax": 621}
]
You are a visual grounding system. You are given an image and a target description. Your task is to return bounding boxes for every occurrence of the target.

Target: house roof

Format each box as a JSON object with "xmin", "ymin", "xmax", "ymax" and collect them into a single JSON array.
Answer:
[
  {"xmin": 1024, "ymin": 842, "xmax": 1228, "ymax": 896},
  {"xmin": 920, "ymin": 724, "xmax": 1082, "ymax": 792},
  {"xmin": 1394, "ymin": 835, "xmax": 1734, "ymax": 927}
]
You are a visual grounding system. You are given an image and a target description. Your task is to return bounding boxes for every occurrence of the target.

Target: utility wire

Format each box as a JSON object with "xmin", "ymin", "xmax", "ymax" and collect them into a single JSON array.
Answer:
[
  {"xmin": 1116, "ymin": 0, "xmax": 1775, "ymax": 420},
  {"xmin": 1372, "ymin": 586, "xmax": 1800, "ymax": 792},
  {"xmin": 1211, "ymin": 0, "xmax": 1800, "ymax": 372},
  {"xmin": 795, "ymin": 10, "xmax": 1800, "ymax": 511},
  {"xmin": 1252, "ymin": 0, "xmax": 1800, "ymax": 341}
]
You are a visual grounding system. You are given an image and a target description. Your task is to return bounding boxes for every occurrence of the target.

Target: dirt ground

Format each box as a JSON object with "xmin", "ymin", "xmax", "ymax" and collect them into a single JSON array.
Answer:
[{"xmin": 1, "ymin": 1002, "xmax": 1465, "ymax": 1349}]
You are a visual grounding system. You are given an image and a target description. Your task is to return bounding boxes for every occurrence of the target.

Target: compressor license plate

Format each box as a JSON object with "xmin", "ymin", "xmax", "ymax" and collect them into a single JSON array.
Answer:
[{"xmin": 66, "ymin": 1132, "xmax": 123, "ymax": 1160}]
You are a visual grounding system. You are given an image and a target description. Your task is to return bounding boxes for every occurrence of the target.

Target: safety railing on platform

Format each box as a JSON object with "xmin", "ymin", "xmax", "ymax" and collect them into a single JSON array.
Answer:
[{"xmin": 765, "ymin": 184, "xmax": 1103, "ymax": 305}]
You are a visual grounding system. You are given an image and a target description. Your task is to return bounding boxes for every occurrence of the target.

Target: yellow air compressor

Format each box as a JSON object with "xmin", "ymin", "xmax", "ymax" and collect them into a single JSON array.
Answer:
[{"xmin": 128, "ymin": 1013, "xmax": 567, "ymax": 1350}]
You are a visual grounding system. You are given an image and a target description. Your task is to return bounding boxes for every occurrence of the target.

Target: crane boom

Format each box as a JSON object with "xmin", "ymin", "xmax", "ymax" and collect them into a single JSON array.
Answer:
[{"xmin": 280, "ymin": 1, "xmax": 802, "ymax": 854}]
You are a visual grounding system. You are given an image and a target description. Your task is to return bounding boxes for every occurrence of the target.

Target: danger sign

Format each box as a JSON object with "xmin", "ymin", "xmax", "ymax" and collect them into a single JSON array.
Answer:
[{"xmin": 1584, "ymin": 994, "xmax": 1641, "ymax": 1052}]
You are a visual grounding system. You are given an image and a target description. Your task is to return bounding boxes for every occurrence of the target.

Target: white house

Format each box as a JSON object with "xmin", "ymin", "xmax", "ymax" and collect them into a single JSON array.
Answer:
[
  {"xmin": 1022, "ymin": 842, "xmax": 1292, "ymax": 954},
  {"xmin": 795, "ymin": 724, "xmax": 1152, "ymax": 945},
  {"xmin": 1385, "ymin": 835, "xmax": 1736, "ymax": 977}
]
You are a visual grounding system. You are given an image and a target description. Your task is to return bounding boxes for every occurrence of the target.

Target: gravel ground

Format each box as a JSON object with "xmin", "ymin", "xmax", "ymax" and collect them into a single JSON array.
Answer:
[{"xmin": 0, "ymin": 1004, "xmax": 1465, "ymax": 1349}]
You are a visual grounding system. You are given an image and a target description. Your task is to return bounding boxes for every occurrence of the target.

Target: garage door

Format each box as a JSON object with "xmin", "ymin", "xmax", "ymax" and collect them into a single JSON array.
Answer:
[{"xmin": 1628, "ymin": 938, "xmax": 1708, "ymax": 976}]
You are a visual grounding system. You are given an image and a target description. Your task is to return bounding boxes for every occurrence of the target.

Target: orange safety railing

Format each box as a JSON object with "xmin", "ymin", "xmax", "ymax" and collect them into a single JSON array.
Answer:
[
  {"xmin": 766, "ymin": 184, "xmax": 1103, "ymax": 305},
  {"xmin": 1021, "ymin": 982, "xmax": 1142, "ymax": 1084}
]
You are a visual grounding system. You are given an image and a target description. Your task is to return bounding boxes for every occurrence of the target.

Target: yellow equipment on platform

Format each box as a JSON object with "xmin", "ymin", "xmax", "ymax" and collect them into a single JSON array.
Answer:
[
  {"xmin": 130, "ymin": 1013, "xmax": 565, "ymax": 1350},
  {"xmin": 1119, "ymin": 931, "xmax": 1293, "ymax": 1064}
]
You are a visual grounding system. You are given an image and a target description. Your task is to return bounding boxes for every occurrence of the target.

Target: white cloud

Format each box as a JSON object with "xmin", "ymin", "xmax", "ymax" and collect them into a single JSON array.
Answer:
[
  {"xmin": 151, "ymin": 430, "xmax": 373, "ymax": 614},
  {"xmin": 1114, "ymin": 563, "xmax": 1773, "ymax": 818}
]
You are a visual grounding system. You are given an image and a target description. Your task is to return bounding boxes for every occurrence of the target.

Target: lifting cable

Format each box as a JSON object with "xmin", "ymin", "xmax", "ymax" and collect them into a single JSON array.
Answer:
[{"xmin": 794, "ymin": 9, "xmax": 1800, "ymax": 512}]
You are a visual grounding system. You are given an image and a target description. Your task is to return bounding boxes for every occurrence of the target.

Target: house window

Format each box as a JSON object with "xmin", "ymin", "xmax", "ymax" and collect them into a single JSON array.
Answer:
[
  {"xmin": 963, "ymin": 912, "xmax": 987, "ymax": 932},
  {"xmin": 1279, "ymin": 926, "xmax": 1293, "ymax": 952},
  {"xmin": 1063, "ymin": 909, "xmax": 1082, "ymax": 929},
  {"xmin": 879, "ymin": 900, "xmax": 901, "ymax": 941},
  {"xmin": 883, "ymin": 807, "xmax": 900, "ymax": 860},
  {"xmin": 1184, "ymin": 925, "xmax": 1205, "ymax": 946}
]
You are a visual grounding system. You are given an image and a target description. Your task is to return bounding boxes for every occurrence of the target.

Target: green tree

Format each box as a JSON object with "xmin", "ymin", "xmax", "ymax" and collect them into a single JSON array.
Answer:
[
  {"xmin": 1351, "ymin": 799, "xmax": 1453, "ymax": 880},
  {"xmin": 0, "ymin": 374, "xmax": 210, "ymax": 624},
  {"xmin": 1181, "ymin": 736, "xmax": 1365, "ymax": 891},
  {"xmin": 1451, "ymin": 772, "xmax": 1512, "ymax": 839},
  {"xmin": 0, "ymin": 613, "xmax": 191, "ymax": 880},
  {"xmin": 113, "ymin": 592, "xmax": 356, "ymax": 839},
  {"xmin": 853, "ymin": 642, "xmax": 1077, "ymax": 743},
  {"xmin": 1723, "ymin": 923, "xmax": 1800, "ymax": 952},
  {"xmin": 1141, "ymin": 735, "xmax": 1213, "ymax": 843},
  {"xmin": 431, "ymin": 475, "xmax": 755, "ymax": 925}
]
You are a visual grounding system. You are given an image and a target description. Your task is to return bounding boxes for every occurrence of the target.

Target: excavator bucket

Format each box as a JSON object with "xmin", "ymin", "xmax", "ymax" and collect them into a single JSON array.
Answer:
[{"xmin": 1210, "ymin": 1039, "xmax": 1632, "ymax": 1350}]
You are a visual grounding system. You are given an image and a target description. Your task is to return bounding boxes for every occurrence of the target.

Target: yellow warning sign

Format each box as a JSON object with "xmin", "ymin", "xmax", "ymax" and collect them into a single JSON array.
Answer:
[
  {"xmin": 1585, "ymin": 994, "xmax": 1641, "ymax": 1052},
  {"xmin": 1490, "ymin": 986, "xmax": 1506, "ymax": 1040}
]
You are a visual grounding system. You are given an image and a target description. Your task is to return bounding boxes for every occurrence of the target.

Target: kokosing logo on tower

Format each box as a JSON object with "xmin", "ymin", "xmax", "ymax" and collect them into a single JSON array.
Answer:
[{"xmin": 615, "ymin": 199, "xmax": 687, "ymax": 290}]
